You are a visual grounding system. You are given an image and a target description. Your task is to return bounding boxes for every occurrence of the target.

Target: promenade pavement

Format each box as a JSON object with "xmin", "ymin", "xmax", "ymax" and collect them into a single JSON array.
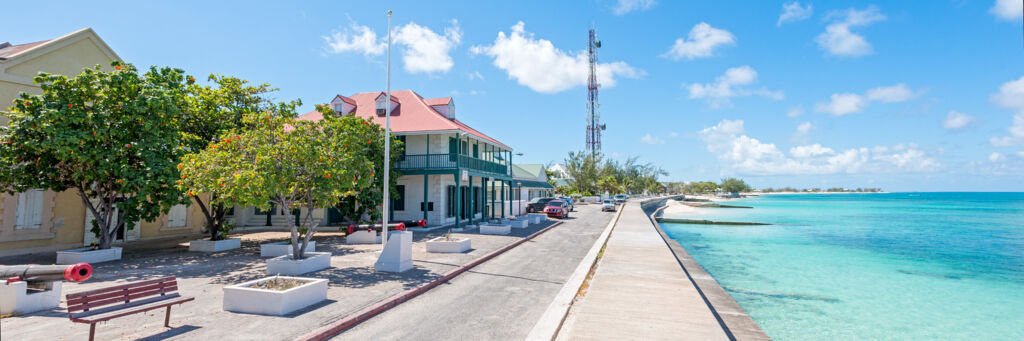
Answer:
[
  {"xmin": 334, "ymin": 204, "xmax": 616, "ymax": 340},
  {"xmin": 556, "ymin": 201, "xmax": 730, "ymax": 341}
]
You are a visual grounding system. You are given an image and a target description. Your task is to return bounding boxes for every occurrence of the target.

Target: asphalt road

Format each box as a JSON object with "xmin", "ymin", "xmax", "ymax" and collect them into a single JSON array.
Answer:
[{"xmin": 333, "ymin": 204, "xmax": 615, "ymax": 340}]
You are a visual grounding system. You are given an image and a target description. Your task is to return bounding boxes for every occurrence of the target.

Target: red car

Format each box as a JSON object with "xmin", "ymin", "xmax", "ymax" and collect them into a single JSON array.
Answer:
[{"xmin": 544, "ymin": 200, "xmax": 570, "ymax": 219}]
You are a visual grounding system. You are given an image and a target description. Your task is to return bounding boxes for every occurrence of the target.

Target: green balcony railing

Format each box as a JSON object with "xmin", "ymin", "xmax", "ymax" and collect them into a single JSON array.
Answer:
[{"xmin": 394, "ymin": 153, "xmax": 508, "ymax": 175}]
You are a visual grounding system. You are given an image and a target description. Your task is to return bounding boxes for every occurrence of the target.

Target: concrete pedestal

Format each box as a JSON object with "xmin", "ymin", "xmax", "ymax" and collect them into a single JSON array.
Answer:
[
  {"xmin": 374, "ymin": 231, "xmax": 413, "ymax": 273},
  {"xmin": 0, "ymin": 281, "xmax": 62, "ymax": 315},
  {"xmin": 510, "ymin": 219, "xmax": 529, "ymax": 228},
  {"xmin": 346, "ymin": 230, "xmax": 382, "ymax": 244}
]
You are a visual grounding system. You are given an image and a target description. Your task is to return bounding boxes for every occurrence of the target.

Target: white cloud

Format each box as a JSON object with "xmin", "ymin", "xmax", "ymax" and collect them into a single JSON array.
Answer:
[
  {"xmin": 990, "ymin": 152, "xmax": 1006, "ymax": 162},
  {"xmin": 698, "ymin": 119, "xmax": 940, "ymax": 175},
  {"xmin": 815, "ymin": 6, "xmax": 886, "ymax": 57},
  {"xmin": 990, "ymin": 76, "xmax": 1024, "ymax": 146},
  {"xmin": 778, "ymin": 1, "xmax": 813, "ymax": 26},
  {"xmin": 685, "ymin": 66, "xmax": 783, "ymax": 108},
  {"xmin": 663, "ymin": 22, "xmax": 736, "ymax": 60},
  {"xmin": 991, "ymin": 0, "xmax": 1023, "ymax": 20},
  {"xmin": 612, "ymin": 0, "xmax": 657, "ymax": 15},
  {"xmin": 787, "ymin": 105, "xmax": 806, "ymax": 117},
  {"xmin": 943, "ymin": 110, "xmax": 976, "ymax": 131},
  {"xmin": 816, "ymin": 93, "xmax": 866, "ymax": 116},
  {"xmin": 816, "ymin": 83, "xmax": 917, "ymax": 115},
  {"xmin": 865, "ymin": 83, "xmax": 915, "ymax": 102},
  {"xmin": 668, "ymin": 131, "xmax": 679, "ymax": 137},
  {"xmin": 323, "ymin": 23, "xmax": 385, "ymax": 56},
  {"xmin": 471, "ymin": 22, "xmax": 642, "ymax": 93},
  {"xmin": 796, "ymin": 122, "xmax": 814, "ymax": 136},
  {"xmin": 468, "ymin": 71, "xmax": 485, "ymax": 81},
  {"xmin": 393, "ymin": 21, "xmax": 462, "ymax": 74},
  {"xmin": 641, "ymin": 133, "xmax": 665, "ymax": 144}
]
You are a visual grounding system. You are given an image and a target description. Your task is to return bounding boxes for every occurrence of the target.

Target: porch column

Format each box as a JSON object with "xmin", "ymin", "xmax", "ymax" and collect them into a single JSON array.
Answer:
[
  {"xmin": 500, "ymin": 181, "xmax": 506, "ymax": 219},
  {"xmin": 454, "ymin": 172, "xmax": 460, "ymax": 230},
  {"xmin": 422, "ymin": 174, "xmax": 428, "ymax": 223},
  {"xmin": 490, "ymin": 179, "xmax": 495, "ymax": 220},
  {"xmin": 468, "ymin": 175, "xmax": 474, "ymax": 225}
]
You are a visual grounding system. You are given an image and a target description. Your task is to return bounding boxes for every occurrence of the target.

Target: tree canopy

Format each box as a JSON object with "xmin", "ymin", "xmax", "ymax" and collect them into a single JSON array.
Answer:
[
  {"xmin": 561, "ymin": 152, "xmax": 667, "ymax": 196},
  {"xmin": 0, "ymin": 62, "xmax": 189, "ymax": 249}
]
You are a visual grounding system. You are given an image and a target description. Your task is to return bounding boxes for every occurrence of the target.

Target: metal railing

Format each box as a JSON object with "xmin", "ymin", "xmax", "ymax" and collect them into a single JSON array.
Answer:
[{"xmin": 394, "ymin": 153, "xmax": 508, "ymax": 175}]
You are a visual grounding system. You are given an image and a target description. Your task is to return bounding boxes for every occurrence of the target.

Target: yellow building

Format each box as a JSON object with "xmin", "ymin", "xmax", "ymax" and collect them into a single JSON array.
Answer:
[{"xmin": 0, "ymin": 28, "xmax": 205, "ymax": 256}]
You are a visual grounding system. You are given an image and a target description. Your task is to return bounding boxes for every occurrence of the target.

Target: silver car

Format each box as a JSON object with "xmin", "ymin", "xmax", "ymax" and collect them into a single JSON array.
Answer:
[{"xmin": 602, "ymin": 199, "xmax": 616, "ymax": 212}]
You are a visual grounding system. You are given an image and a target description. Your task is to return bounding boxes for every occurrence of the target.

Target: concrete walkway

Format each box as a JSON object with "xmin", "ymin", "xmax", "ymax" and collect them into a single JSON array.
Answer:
[{"xmin": 556, "ymin": 202, "xmax": 730, "ymax": 341}]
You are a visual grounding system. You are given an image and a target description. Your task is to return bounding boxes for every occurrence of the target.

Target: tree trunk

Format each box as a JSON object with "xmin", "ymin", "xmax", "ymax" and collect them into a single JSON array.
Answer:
[
  {"xmin": 192, "ymin": 195, "xmax": 225, "ymax": 241},
  {"xmin": 282, "ymin": 199, "xmax": 301, "ymax": 260},
  {"xmin": 298, "ymin": 190, "xmax": 317, "ymax": 260}
]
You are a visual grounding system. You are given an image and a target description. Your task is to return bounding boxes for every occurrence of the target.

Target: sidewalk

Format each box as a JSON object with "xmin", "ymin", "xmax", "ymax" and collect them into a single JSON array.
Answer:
[{"xmin": 556, "ymin": 202, "xmax": 730, "ymax": 340}]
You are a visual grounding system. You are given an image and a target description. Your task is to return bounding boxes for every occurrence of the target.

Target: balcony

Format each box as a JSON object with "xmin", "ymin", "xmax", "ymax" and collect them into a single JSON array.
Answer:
[{"xmin": 394, "ymin": 153, "xmax": 508, "ymax": 176}]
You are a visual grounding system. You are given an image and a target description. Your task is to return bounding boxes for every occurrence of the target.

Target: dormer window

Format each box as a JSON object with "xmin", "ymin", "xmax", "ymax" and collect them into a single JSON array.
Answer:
[{"xmin": 376, "ymin": 94, "xmax": 397, "ymax": 116}]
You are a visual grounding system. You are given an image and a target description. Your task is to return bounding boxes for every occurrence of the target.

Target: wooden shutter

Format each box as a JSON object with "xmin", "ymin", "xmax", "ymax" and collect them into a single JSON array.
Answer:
[
  {"xmin": 15, "ymin": 190, "xmax": 43, "ymax": 229},
  {"xmin": 167, "ymin": 204, "xmax": 187, "ymax": 227}
]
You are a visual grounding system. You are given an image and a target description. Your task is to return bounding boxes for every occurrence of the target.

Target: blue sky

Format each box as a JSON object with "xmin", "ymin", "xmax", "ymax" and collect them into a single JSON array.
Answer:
[{"xmin": 3, "ymin": 0, "xmax": 1024, "ymax": 191}]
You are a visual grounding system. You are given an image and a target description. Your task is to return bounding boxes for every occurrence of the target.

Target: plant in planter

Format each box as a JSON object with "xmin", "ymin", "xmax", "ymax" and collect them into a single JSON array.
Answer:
[
  {"xmin": 0, "ymin": 62, "xmax": 190, "ymax": 253},
  {"xmin": 177, "ymin": 75, "xmax": 297, "ymax": 242},
  {"xmin": 222, "ymin": 275, "xmax": 328, "ymax": 316}
]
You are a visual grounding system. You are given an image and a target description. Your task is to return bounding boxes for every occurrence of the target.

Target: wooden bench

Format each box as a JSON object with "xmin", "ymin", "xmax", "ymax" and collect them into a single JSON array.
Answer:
[{"xmin": 65, "ymin": 276, "xmax": 194, "ymax": 341}]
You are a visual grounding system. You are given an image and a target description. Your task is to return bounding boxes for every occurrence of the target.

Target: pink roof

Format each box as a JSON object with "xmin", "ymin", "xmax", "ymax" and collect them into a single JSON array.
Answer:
[
  {"xmin": 424, "ymin": 97, "xmax": 452, "ymax": 106},
  {"xmin": 0, "ymin": 40, "xmax": 50, "ymax": 59},
  {"xmin": 298, "ymin": 90, "xmax": 510, "ymax": 150},
  {"xmin": 331, "ymin": 94, "xmax": 356, "ymax": 106}
]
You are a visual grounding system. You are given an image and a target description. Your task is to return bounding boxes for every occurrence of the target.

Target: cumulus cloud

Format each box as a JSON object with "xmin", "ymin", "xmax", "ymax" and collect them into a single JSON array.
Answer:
[
  {"xmin": 698, "ymin": 119, "xmax": 940, "ymax": 175},
  {"xmin": 641, "ymin": 133, "xmax": 665, "ymax": 144},
  {"xmin": 815, "ymin": 6, "xmax": 886, "ymax": 57},
  {"xmin": 471, "ymin": 22, "xmax": 642, "ymax": 93},
  {"xmin": 468, "ymin": 71, "xmax": 485, "ymax": 81},
  {"xmin": 323, "ymin": 23, "xmax": 386, "ymax": 56},
  {"xmin": 991, "ymin": 0, "xmax": 1023, "ymax": 20},
  {"xmin": 816, "ymin": 83, "xmax": 917, "ymax": 115},
  {"xmin": 778, "ymin": 1, "xmax": 813, "ymax": 26},
  {"xmin": 990, "ymin": 76, "xmax": 1024, "ymax": 147},
  {"xmin": 663, "ymin": 22, "xmax": 736, "ymax": 60},
  {"xmin": 795, "ymin": 122, "xmax": 814, "ymax": 136},
  {"xmin": 989, "ymin": 152, "xmax": 1005, "ymax": 162},
  {"xmin": 787, "ymin": 105, "xmax": 806, "ymax": 117},
  {"xmin": 685, "ymin": 66, "xmax": 783, "ymax": 108},
  {"xmin": 612, "ymin": 0, "xmax": 657, "ymax": 15},
  {"xmin": 943, "ymin": 110, "xmax": 976, "ymax": 131},
  {"xmin": 393, "ymin": 21, "xmax": 462, "ymax": 74}
]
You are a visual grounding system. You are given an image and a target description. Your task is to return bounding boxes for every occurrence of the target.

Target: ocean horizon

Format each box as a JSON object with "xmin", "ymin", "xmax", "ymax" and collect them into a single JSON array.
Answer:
[{"xmin": 661, "ymin": 192, "xmax": 1024, "ymax": 340}]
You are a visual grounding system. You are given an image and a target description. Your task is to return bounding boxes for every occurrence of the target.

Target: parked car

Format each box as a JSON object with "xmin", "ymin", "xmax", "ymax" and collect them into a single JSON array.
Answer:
[
  {"xmin": 558, "ymin": 197, "xmax": 575, "ymax": 212},
  {"xmin": 614, "ymin": 194, "xmax": 627, "ymax": 203},
  {"xmin": 526, "ymin": 197, "xmax": 556, "ymax": 213},
  {"xmin": 601, "ymin": 199, "xmax": 616, "ymax": 212},
  {"xmin": 544, "ymin": 200, "xmax": 570, "ymax": 219}
]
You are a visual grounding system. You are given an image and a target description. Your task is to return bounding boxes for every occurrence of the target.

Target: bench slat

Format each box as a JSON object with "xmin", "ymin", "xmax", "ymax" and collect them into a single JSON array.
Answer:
[
  {"xmin": 66, "ymin": 277, "xmax": 176, "ymax": 300},
  {"xmin": 70, "ymin": 295, "xmax": 194, "ymax": 323},
  {"xmin": 67, "ymin": 286, "xmax": 179, "ymax": 313},
  {"xmin": 66, "ymin": 282, "xmax": 178, "ymax": 307}
]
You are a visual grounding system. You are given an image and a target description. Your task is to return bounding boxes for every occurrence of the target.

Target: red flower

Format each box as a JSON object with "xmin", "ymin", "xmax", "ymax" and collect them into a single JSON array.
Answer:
[
  {"xmin": 67, "ymin": 104, "xmax": 73, "ymax": 108},
  {"xmin": 187, "ymin": 77, "xmax": 195, "ymax": 84},
  {"xmin": 325, "ymin": 174, "xmax": 331, "ymax": 178},
  {"xmin": 115, "ymin": 66, "xmax": 122, "ymax": 70}
]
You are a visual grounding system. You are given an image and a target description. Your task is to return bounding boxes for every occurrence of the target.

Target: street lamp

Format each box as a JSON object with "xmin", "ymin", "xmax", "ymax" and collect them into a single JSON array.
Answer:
[{"xmin": 516, "ymin": 181, "xmax": 522, "ymax": 216}]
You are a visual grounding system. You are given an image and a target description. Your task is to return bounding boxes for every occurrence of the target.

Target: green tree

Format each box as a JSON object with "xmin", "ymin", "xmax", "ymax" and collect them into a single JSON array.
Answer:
[
  {"xmin": 179, "ymin": 75, "xmax": 299, "ymax": 241},
  {"xmin": 179, "ymin": 106, "xmax": 393, "ymax": 259},
  {"xmin": 720, "ymin": 178, "xmax": 751, "ymax": 194},
  {"xmin": 329, "ymin": 105, "xmax": 403, "ymax": 226},
  {"xmin": 0, "ymin": 62, "xmax": 189, "ymax": 249}
]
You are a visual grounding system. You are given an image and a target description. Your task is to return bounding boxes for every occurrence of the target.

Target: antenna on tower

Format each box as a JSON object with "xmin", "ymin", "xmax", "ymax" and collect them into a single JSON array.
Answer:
[{"xmin": 586, "ymin": 28, "xmax": 602, "ymax": 157}]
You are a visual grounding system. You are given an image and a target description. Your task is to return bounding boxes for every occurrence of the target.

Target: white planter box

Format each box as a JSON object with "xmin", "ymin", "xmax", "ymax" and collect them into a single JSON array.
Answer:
[
  {"xmin": 528, "ymin": 213, "xmax": 547, "ymax": 224},
  {"xmin": 260, "ymin": 241, "xmax": 316, "ymax": 258},
  {"xmin": 479, "ymin": 224, "xmax": 511, "ymax": 235},
  {"xmin": 0, "ymin": 281, "xmax": 62, "ymax": 315},
  {"xmin": 189, "ymin": 238, "xmax": 241, "ymax": 253},
  {"xmin": 510, "ymin": 219, "xmax": 529, "ymax": 228},
  {"xmin": 425, "ymin": 237, "xmax": 471, "ymax": 253},
  {"xmin": 346, "ymin": 230, "xmax": 381, "ymax": 244},
  {"xmin": 56, "ymin": 247, "xmax": 121, "ymax": 265},
  {"xmin": 222, "ymin": 276, "xmax": 328, "ymax": 316},
  {"xmin": 266, "ymin": 252, "xmax": 331, "ymax": 275}
]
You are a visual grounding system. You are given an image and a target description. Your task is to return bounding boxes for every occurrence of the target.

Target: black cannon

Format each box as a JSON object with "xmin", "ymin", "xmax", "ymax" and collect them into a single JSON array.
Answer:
[{"xmin": 1, "ymin": 262, "xmax": 92, "ymax": 284}]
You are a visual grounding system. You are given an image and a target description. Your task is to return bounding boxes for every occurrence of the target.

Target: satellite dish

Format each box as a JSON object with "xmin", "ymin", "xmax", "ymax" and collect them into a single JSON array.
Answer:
[
  {"xmin": 595, "ymin": 41, "xmax": 602, "ymax": 48},
  {"xmin": 600, "ymin": 124, "xmax": 607, "ymax": 130}
]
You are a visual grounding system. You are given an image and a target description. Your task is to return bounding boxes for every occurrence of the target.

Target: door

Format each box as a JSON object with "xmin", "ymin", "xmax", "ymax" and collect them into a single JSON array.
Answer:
[{"xmin": 84, "ymin": 199, "xmax": 140, "ymax": 245}]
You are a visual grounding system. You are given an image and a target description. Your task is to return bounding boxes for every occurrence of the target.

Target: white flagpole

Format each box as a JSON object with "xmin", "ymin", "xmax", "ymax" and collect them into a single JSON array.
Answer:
[{"xmin": 382, "ymin": 10, "xmax": 392, "ymax": 250}]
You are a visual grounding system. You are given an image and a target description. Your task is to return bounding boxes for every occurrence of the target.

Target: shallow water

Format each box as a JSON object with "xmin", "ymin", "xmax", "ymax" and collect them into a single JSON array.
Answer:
[{"xmin": 661, "ymin": 193, "xmax": 1024, "ymax": 341}]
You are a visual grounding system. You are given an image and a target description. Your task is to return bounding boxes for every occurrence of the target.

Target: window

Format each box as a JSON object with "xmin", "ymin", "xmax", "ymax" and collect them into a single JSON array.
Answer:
[
  {"xmin": 394, "ymin": 185, "xmax": 405, "ymax": 211},
  {"xmin": 167, "ymin": 204, "xmax": 187, "ymax": 228},
  {"xmin": 448, "ymin": 137, "xmax": 457, "ymax": 162},
  {"xmin": 472, "ymin": 144, "xmax": 478, "ymax": 158},
  {"xmin": 14, "ymin": 189, "xmax": 44, "ymax": 230},
  {"xmin": 446, "ymin": 185, "xmax": 456, "ymax": 217},
  {"xmin": 376, "ymin": 95, "xmax": 387, "ymax": 116},
  {"xmin": 397, "ymin": 135, "xmax": 407, "ymax": 160}
]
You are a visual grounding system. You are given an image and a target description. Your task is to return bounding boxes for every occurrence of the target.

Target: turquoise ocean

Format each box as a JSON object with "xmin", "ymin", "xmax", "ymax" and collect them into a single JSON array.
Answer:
[{"xmin": 659, "ymin": 193, "xmax": 1024, "ymax": 340}]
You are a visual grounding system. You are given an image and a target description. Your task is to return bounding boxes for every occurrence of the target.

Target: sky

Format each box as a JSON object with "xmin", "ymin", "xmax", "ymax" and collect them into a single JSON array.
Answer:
[{"xmin": 3, "ymin": 0, "xmax": 1024, "ymax": 191}]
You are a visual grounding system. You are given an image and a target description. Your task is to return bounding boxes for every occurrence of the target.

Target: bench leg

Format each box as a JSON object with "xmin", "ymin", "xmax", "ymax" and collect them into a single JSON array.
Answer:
[
  {"xmin": 164, "ymin": 306, "xmax": 172, "ymax": 327},
  {"xmin": 89, "ymin": 323, "xmax": 96, "ymax": 341}
]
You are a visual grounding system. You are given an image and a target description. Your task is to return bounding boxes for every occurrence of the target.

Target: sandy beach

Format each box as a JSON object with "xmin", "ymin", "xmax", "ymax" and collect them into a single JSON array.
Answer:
[{"xmin": 660, "ymin": 199, "xmax": 715, "ymax": 217}]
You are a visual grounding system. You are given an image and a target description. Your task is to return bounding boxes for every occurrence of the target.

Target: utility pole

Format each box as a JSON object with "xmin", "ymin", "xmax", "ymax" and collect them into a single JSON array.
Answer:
[
  {"xmin": 585, "ymin": 28, "xmax": 604, "ymax": 157},
  {"xmin": 382, "ymin": 10, "xmax": 392, "ymax": 250}
]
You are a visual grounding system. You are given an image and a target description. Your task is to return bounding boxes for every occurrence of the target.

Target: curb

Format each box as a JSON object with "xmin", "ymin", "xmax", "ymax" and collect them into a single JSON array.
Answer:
[
  {"xmin": 525, "ymin": 203, "xmax": 626, "ymax": 341},
  {"xmin": 296, "ymin": 220, "xmax": 565, "ymax": 341}
]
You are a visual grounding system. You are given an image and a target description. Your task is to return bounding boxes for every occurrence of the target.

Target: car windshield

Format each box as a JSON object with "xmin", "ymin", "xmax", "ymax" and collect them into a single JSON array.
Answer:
[
  {"xmin": 547, "ymin": 201, "xmax": 564, "ymax": 206},
  {"xmin": 530, "ymin": 198, "xmax": 552, "ymax": 204},
  {"xmin": 603, "ymin": 200, "xmax": 613, "ymax": 204}
]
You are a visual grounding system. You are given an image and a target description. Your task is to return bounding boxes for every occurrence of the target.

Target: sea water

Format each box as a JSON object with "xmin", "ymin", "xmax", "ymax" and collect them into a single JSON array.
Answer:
[{"xmin": 660, "ymin": 193, "xmax": 1024, "ymax": 340}]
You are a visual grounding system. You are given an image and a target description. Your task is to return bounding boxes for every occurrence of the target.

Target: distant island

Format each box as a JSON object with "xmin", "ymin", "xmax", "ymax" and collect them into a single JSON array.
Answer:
[{"xmin": 757, "ymin": 187, "xmax": 884, "ymax": 193}]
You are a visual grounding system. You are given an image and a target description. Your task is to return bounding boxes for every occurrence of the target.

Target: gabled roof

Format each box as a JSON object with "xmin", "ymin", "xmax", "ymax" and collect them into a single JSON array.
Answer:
[
  {"xmin": 424, "ymin": 97, "xmax": 452, "ymax": 106},
  {"xmin": 0, "ymin": 40, "xmax": 50, "ymax": 60},
  {"xmin": 512, "ymin": 163, "xmax": 546, "ymax": 180},
  {"xmin": 298, "ymin": 89, "xmax": 510, "ymax": 150},
  {"xmin": 331, "ymin": 94, "xmax": 356, "ymax": 106}
]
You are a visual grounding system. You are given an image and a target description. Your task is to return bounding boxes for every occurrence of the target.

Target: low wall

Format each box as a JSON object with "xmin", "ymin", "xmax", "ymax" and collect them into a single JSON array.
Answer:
[{"xmin": 639, "ymin": 197, "xmax": 770, "ymax": 341}]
